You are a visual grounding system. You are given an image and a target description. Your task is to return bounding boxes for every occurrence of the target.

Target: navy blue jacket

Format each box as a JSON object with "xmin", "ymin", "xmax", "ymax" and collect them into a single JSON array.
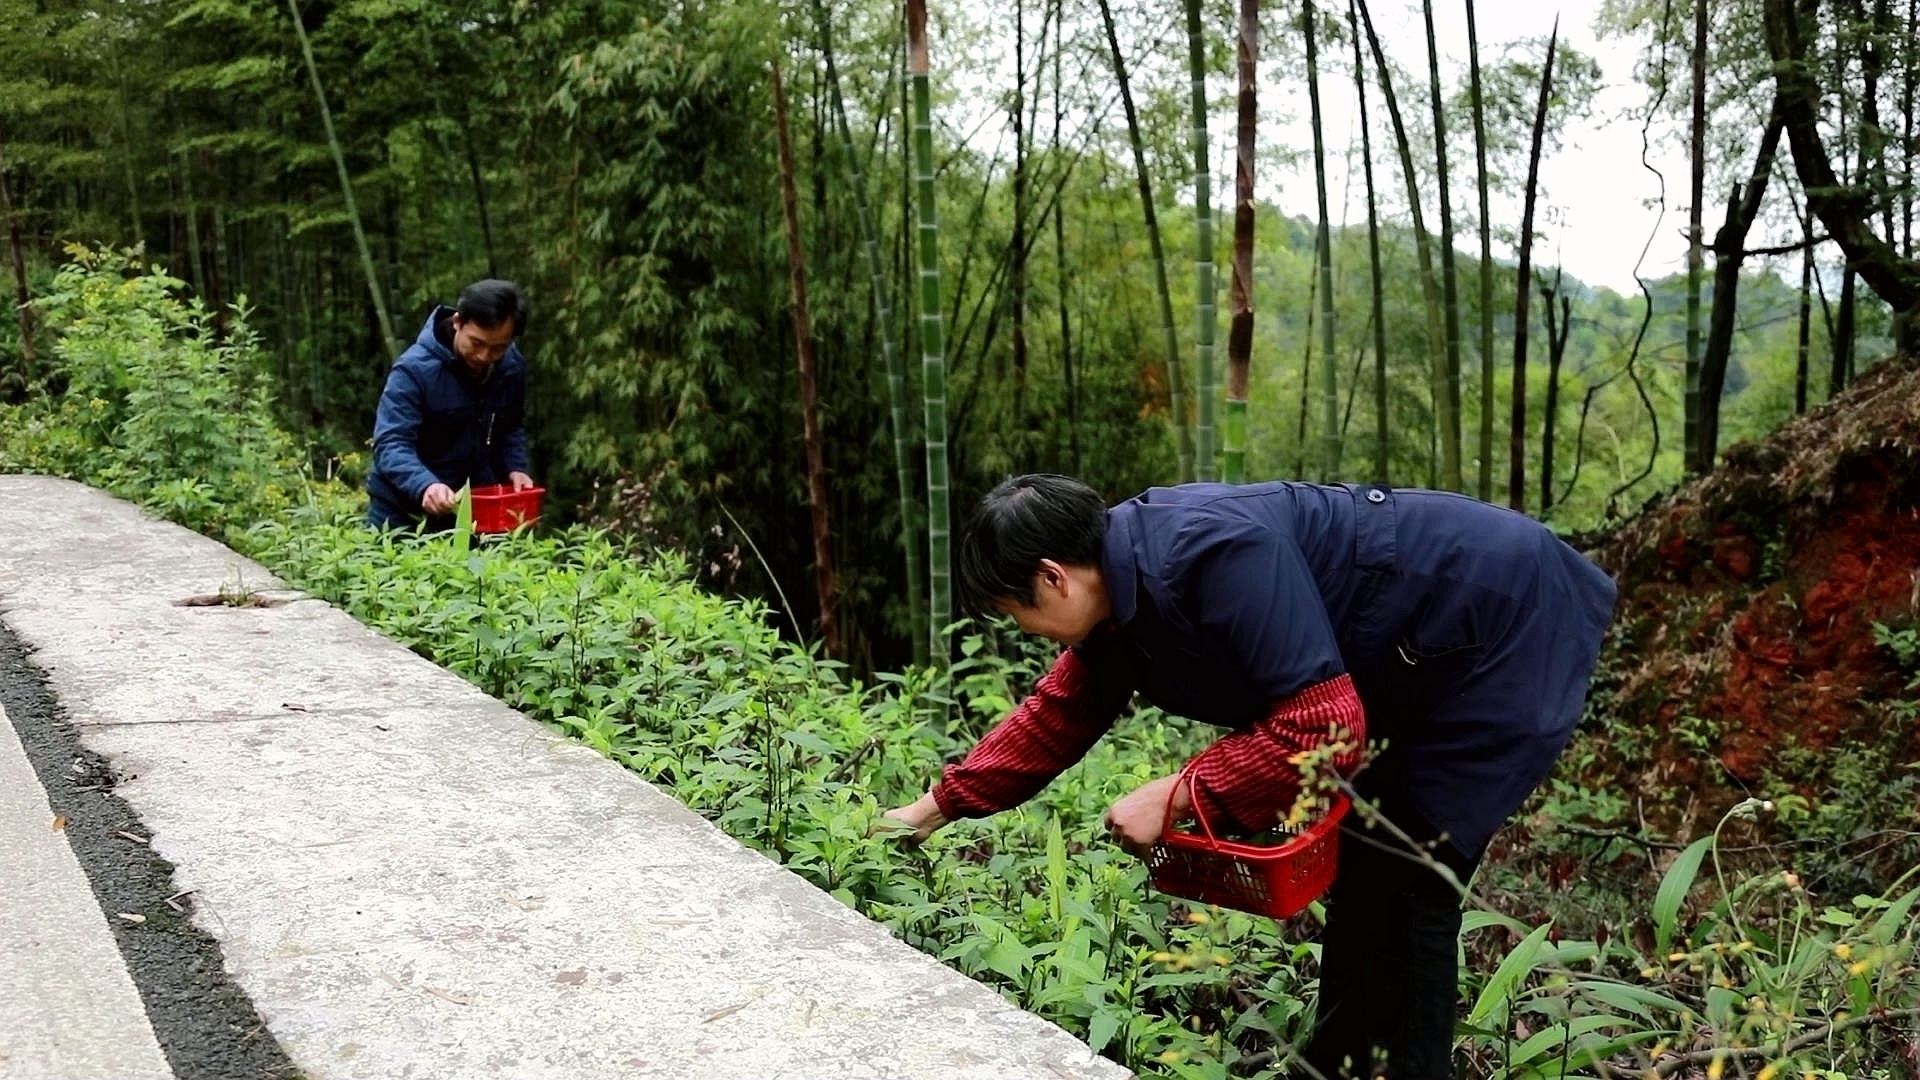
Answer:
[
  {"xmin": 1087, "ymin": 481, "xmax": 1617, "ymax": 856},
  {"xmin": 366, "ymin": 309, "xmax": 530, "ymax": 527}
]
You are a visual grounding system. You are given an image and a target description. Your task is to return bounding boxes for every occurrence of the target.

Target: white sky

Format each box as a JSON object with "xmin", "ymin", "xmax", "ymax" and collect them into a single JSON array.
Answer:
[{"xmin": 1265, "ymin": 0, "xmax": 1696, "ymax": 294}]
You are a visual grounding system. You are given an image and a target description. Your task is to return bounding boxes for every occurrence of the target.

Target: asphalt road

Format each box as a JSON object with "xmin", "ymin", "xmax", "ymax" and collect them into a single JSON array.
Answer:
[{"xmin": 0, "ymin": 621, "xmax": 296, "ymax": 1080}]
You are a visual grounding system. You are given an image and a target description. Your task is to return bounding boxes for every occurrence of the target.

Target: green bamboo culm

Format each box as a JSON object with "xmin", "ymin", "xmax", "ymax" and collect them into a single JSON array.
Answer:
[
  {"xmin": 814, "ymin": 0, "xmax": 927, "ymax": 666},
  {"xmin": 905, "ymin": 0, "xmax": 951, "ymax": 666},
  {"xmin": 1184, "ymin": 0, "xmax": 1218, "ymax": 482},
  {"xmin": 1221, "ymin": 397, "xmax": 1246, "ymax": 483},
  {"xmin": 284, "ymin": 0, "xmax": 398, "ymax": 358}
]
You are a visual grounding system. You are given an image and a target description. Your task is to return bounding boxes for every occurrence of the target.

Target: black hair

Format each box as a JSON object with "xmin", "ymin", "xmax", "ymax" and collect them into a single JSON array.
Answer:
[
  {"xmin": 956, "ymin": 473, "xmax": 1108, "ymax": 614},
  {"xmin": 455, "ymin": 279, "xmax": 529, "ymax": 335}
]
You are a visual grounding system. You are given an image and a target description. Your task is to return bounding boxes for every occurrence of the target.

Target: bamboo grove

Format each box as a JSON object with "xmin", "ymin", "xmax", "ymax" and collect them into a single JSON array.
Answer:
[{"xmin": 3, "ymin": 0, "xmax": 1918, "ymax": 666}]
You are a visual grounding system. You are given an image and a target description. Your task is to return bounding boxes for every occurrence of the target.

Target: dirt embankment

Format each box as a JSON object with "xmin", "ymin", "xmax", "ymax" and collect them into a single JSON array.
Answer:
[{"xmin": 1586, "ymin": 354, "xmax": 1920, "ymax": 813}]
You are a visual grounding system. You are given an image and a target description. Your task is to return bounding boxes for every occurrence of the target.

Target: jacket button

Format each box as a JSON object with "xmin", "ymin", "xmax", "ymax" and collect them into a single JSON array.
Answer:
[{"xmin": 1366, "ymin": 488, "xmax": 1386, "ymax": 504}]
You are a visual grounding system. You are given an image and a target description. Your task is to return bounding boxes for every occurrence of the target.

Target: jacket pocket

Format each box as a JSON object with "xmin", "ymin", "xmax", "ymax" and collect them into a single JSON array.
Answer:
[{"xmin": 1352, "ymin": 636, "xmax": 1482, "ymax": 736}]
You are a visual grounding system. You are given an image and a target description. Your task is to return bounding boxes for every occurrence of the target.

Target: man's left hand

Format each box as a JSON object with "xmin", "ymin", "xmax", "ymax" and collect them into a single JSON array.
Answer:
[
  {"xmin": 509, "ymin": 471, "xmax": 536, "ymax": 492},
  {"xmin": 1104, "ymin": 772, "xmax": 1192, "ymax": 858}
]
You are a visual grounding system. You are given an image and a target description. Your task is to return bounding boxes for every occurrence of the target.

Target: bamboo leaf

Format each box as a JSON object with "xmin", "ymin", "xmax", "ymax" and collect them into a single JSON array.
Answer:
[
  {"xmin": 1653, "ymin": 834, "xmax": 1714, "ymax": 957},
  {"xmin": 1869, "ymin": 886, "xmax": 1920, "ymax": 946},
  {"xmin": 1468, "ymin": 921, "xmax": 1554, "ymax": 1027},
  {"xmin": 1496, "ymin": 1013, "xmax": 1621, "ymax": 1078},
  {"xmin": 453, "ymin": 483, "xmax": 472, "ymax": 556},
  {"xmin": 1573, "ymin": 980, "xmax": 1694, "ymax": 1021}
]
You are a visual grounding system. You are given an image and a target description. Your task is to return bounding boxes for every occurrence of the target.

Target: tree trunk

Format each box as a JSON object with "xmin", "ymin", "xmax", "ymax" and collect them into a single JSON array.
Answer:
[
  {"xmin": 810, "ymin": 0, "xmax": 924, "ymax": 665},
  {"xmin": 1698, "ymin": 109, "xmax": 1786, "ymax": 466},
  {"xmin": 461, "ymin": 118, "xmax": 498, "ymax": 279},
  {"xmin": 770, "ymin": 56, "xmax": 840, "ymax": 660},
  {"xmin": 1797, "ymin": 206, "xmax": 1813, "ymax": 413},
  {"xmin": 1305, "ymin": 0, "xmax": 1339, "ymax": 481},
  {"xmin": 1905, "ymin": 0, "xmax": 1917, "ymax": 259},
  {"xmin": 1185, "ymin": 0, "xmax": 1219, "ymax": 480},
  {"xmin": 1510, "ymin": 24, "xmax": 1558, "ymax": 512},
  {"xmin": 0, "ymin": 127, "xmax": 36, "ymax": 383},
  {"xmin": 1356, "ymin": 0, "xmax": 1446, "ymax": 484},
  {"xmin": 1099, "ymin": 0, "xmax": 1187, "ymax": 478},
  {"xmin": 1684, "ymin": 0, "xmax": 1708, "ymax": 472},
  {"xmin": 1835, "ymin": 267, "xmax": 1857, "ymax": 390},
  {"xmin": 1763, "ymin": 0, "xmax": 1920, "ymax": 352},
  {"xmin": 1010, "ymin": 0, "xmax": 1030, "ymax": 434},
  {"xmin": 1052, "ymin": 0, "xmax": 1080, "ymax": 473},
  {"xmin": 1223, "ymin": 0, "xmax": 1259, "ymax": 485},
  {"xmin": 286, "ymin": 0, "xmax": 399, "ymax": 357},
  {"xmin": 1421, "ymin": 0, "xmax": 1464, "ymax": 492},
  {"xmin": 1863, "ymin": 0, "xmax": 1893, "ymax": 243},
  {"xmin": 1540, "ymin": 272, "xmax": 1571, "ymax": 515},
  {"xmin": 1465, "ymin": 0, "xmax": 1494, "ymax": 500},
  {"xmin": 1348, "ymin": 0, "xmax": 1390, "ymax": 485}
]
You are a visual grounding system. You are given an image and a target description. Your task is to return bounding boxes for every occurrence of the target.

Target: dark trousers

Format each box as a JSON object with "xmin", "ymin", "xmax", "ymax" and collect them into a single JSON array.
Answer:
[{"xmin": 1295, "ymin": 793, "xmax": 1478, "ymax": 1080}]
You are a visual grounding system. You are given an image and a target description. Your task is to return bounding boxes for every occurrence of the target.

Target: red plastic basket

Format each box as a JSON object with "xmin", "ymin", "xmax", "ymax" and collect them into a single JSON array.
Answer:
[
  {"xmin": 470, "ymin": 484, "xmax": 545, "ymax": 533},
  {"xmin": 1147, "ymin": 774, "xmax": 1349, "ymax": 919}
]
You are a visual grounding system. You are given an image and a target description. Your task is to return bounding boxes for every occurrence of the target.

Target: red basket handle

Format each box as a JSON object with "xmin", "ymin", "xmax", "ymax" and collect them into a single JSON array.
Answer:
[
  {"xmin": 1159, "ymin": 767, "xmax": 1351, "ymax": 845},
  {"xmin": 1159, "ymin": 765, "xmax": 1224, "ymax": 844}
]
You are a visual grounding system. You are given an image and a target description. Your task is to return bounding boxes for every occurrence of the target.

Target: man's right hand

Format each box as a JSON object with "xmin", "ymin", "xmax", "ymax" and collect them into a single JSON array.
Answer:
[
  {"xmin": 874, "ymin": 791, "xmax": 950, "ymax": 844},
  {"xmin": 421, "ymin": 483, "xmax": 458, "ymax": 515}
]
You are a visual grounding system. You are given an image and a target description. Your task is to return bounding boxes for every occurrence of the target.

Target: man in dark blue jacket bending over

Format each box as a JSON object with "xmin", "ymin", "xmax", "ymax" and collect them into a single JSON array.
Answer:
[
  {"xmin": 884, "ymin": 474, "xmax": 1617, "ymax": 1078},
  {"xmin": 366, "ymin": 279, "xmax": 535, "ymax": 529}
]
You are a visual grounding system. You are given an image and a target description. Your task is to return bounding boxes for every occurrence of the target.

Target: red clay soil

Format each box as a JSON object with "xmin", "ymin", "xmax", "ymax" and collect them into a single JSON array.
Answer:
[{"xmin": 1586, "ymin": 353, "xmax": 1920, "ymax": 808}]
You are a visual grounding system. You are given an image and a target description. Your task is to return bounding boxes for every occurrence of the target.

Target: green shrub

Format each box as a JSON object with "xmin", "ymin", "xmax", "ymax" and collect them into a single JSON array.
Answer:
[{"xmin": 0, "ymin": 245, "xmax": 307, "ymax": 537}]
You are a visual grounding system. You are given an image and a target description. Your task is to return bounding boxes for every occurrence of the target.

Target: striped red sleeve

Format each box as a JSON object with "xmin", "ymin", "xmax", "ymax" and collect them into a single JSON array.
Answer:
[
  {"xmin": 1184, "ymin": 673, "xmax": 1366, "ymax": 833},
  {"xmin": 931, "ymin": 647, "xmax": 1132, "ymax": 820}
]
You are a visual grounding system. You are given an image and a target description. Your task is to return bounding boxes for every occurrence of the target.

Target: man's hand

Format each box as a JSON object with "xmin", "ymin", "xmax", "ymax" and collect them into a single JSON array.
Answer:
[
  {"xmin": 1104, "ymin": 772, "xmax": 1192, "ymax": 858},
  {"xmin": 421, "ymin": 482, "xmax": 458, "ymax": 515},
  {"xmin": 874, "ymin": 791, "xmax": 950, "ymax": 844},
  {"xmin": 509, "ymin": 471, "xmax": 536, "ymax": 492}
]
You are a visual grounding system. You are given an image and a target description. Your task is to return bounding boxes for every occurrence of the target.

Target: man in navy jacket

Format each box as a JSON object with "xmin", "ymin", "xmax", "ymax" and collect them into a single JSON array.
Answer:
[
  {"xmin": 884, "ymin": 473, "xmax": 1617, "ymax": 1078},
  {"xmin": 365, "ymin": 279, "xmax": 535, "ymax": 529}
]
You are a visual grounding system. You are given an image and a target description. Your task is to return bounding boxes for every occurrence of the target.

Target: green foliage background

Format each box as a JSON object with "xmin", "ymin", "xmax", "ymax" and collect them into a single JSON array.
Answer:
[{"xmin": 1, "ymin": 0, "xmax": 1889, "ymax": 667}]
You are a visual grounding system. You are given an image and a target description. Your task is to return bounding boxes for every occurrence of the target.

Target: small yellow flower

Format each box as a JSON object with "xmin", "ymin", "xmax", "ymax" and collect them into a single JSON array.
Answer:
[
  {"xmin": 1668, "ymin": 951, "xmax": 1690, "ymax": 962},
  {"xmin": 1157, "ymin": 1050, "xmax": 1185, "ymax": 1064},
  {"xmin": 1707, "ymin": 1053, "xmax": 1726, "ymax": 1080},
  {"xmin": 1151, "ymin": 951, "xmax": 1175, "ymax": 964},
  {"xmin": 1640, "ymin": 967, "xmax": 1659, "ymax": 978},
  {"xmin": 1185, "ymin": 911, "xmax": 1211, "ymax": 925},
  {"xmin": 1757, "ymin": 1065, "xmax": 1778, "ymax": 1080},
  {"xmin": 1832, "ymin": 943, "xmax": 1853, "ymax": 960},
  {"xmin": 1212, "ymin": 954, "xmax": 1231, "ymax": 967},
  {"xmin": 1848, "ymin": 959, "xmax": 1870, "ymax": 976},
  {"xmin": 1783, "ymin": 871, "xmax": 1802, "ymax": 889}
]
